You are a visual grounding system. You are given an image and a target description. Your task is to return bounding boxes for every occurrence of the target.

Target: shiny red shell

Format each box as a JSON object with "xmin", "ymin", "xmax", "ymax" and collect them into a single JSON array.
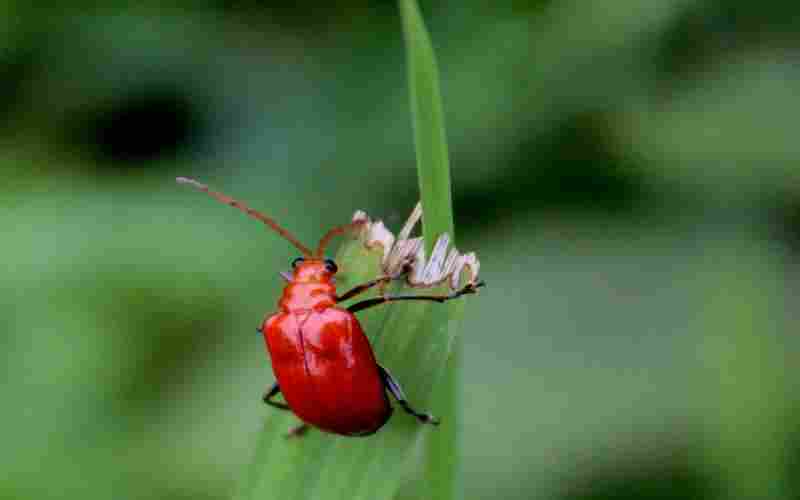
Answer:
[{"xmin": 261, "ymin": 260, "xmax": 391, "ymax": 436}]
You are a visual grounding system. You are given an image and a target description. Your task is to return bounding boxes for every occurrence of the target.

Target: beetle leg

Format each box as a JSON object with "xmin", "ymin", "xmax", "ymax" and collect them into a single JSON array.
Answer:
[
  {"xmin": 263, "ymin": 383, "xmax": 313, "ymax": 438},
  {"xmin": 347, "ymin": 281, "xmax": 485, "ymax": 314},
  {"xmin": 378, "ymin": 365, "xmax": 440, "ymax": 426},
  {"xmin": 262, "ymin": 382, "xmax": 291, "ymax": 410},
  {"xmin": 336, "ymin": 275, "xmax": 393, "ymax": 302},
  {"xmin": 286, "ymin": 423, "xmax": 310, "ymax": 438},
  {"xmin": 337, "ymin": 260, "xmax": 415, "ymax": 302}
]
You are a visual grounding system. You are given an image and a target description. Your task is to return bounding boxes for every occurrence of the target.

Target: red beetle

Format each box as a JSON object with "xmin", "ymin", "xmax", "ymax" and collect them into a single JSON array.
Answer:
[{"xmin": 178, "ymin": 177, "xmax": 483, "ymax": 436}]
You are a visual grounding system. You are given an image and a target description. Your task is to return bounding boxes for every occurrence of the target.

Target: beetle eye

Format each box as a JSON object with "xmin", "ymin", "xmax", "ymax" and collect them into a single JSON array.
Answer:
[
  {"xmin": 324, "ymin": 258, "xmax": 338, "ymax": 274},
  {"xmin": 291, "ymin": 257, "xmax": 305, "ymax": 268}
]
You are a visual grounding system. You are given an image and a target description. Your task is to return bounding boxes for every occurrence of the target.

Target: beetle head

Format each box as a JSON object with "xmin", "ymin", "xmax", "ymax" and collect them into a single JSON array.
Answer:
[{"xmin": 289, "ymin": 257, "xmax": 338, "ymax": 283}]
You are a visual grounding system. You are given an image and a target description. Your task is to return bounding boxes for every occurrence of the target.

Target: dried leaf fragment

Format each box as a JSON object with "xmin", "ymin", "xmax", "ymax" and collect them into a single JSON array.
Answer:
[{"xmin": 351, "ymin": 203, "xmax": 481, "ymax": 291}]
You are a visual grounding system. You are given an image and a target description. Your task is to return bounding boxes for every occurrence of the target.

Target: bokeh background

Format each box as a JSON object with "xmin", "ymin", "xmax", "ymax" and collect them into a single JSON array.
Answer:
[{"xmin": 3, "ymin": 1, "xmax": 800, "ymax": 499}]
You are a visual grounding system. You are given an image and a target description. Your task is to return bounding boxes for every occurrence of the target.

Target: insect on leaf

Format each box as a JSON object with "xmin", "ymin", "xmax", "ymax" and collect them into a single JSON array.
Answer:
[
  {"xmin": 234, "ymin": 204, "xmax": 480, "ymax": 500},
  {"xmin": 233, "ymin": 1, "xmax": 476, "ymax": 499}
]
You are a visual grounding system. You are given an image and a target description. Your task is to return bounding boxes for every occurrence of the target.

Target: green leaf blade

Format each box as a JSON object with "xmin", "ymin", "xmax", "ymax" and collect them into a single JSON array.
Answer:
[
  {"xmin": 235, "ymin": 2, "xmax": 465, "ymax": 499},
  {"xmin": 400, "ymin": 0, "xmax": 455, "ymax": 250},
  {"xmin": 400, "ymin": 1, "xmax": 462, "ymax": 499}
]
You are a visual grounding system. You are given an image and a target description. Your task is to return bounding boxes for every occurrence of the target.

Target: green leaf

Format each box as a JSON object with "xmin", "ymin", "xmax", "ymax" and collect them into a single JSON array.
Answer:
[
  {"xmin": 234, "ymin": 2, "xmax": 464, "ymax": 499},
  {"xmin": 400, "ymin": 0, "xmax": 455, "ymax": 250},
  {"xmin": 400, "ymin": 0, "xmax": 462, "ymax": 498}
]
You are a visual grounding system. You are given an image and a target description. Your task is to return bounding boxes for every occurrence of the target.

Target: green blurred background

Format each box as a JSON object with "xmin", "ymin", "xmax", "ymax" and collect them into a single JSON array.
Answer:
[{"xmin": 2, "ymin": 1, "xmax": 799, "ymax": 499}]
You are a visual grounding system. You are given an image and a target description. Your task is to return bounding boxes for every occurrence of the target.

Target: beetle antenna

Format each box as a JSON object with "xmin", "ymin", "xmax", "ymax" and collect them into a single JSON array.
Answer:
[
  {"xmin": 315, "ymin": 221, "xmax": 366, "ymax": 259},
  {"xmin": 177, "ymin": 177, "xmax": 313, "ymax": 257}
]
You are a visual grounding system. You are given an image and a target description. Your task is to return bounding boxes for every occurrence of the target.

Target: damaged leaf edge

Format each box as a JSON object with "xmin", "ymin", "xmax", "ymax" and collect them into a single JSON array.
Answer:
[{"xmin": 351, "ymin": 203, "xmax": 481, "ymax": 291}]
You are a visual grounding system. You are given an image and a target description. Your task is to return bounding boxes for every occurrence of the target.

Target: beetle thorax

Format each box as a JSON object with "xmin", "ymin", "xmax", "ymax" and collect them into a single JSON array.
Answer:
[
  {"xmin": 279, "ymin": 261, "xmax": 337, "ymax": 312},
  {"xmin": 279, "ymin": 282, "xmax": 336, "ymax": 312}
]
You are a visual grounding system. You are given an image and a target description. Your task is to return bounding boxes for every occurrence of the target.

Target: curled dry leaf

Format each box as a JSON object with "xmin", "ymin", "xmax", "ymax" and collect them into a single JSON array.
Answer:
[{"xmin": 351, "ymin": 202, "xmax": 481, "ymax": 291}]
